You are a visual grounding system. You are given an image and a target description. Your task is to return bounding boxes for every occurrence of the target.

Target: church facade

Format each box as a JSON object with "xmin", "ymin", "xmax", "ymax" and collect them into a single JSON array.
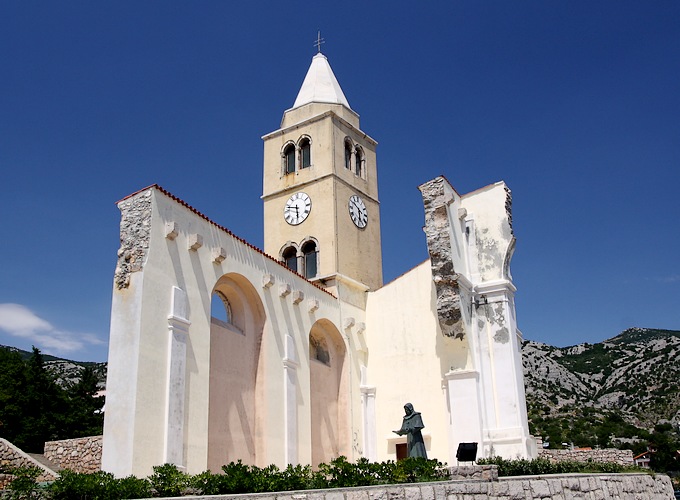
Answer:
[{"xmin": 101, "ymin": 52, "xmax": 535, "ymax": 478}]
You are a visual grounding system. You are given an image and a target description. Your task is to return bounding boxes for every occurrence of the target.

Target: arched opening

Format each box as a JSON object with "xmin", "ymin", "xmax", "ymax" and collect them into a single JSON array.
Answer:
[
  {"xmin": 282, "ymin": 245, "xmax": 298, "ymax": 273},
  {"xmin": 299, "ymin": 137, "xmax": 311, "ymax": 169},
  {"xmin": 283, "ymin": 143, "xmax": 296, "ymax": 175},
  {"xmin": 344, "ymin": 139, "xmax": 352, "ymax": 170},
  {"xmin": 211, "ymin": 290, "xmax": 233, "ymax": 328},
  {"xmin": 309, "ymin": 320, "xmax": 349, "ymax": 466},
  {"xmin": 354, "ymin": 146, "xmax": 364, "ymax": 177},
  {"xmin": 208, "ymin": 274, "xmax": 265, "ymax": 470},
  {"xmin": 301, "ymin": 240, "xmax": 318, "ymax": 279}
]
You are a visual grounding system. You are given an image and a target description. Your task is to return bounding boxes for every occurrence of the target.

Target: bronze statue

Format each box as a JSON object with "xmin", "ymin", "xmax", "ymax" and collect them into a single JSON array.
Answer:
[{"xmin": 393, "ymin": 403, "xmax": 427, "ymax": 458}]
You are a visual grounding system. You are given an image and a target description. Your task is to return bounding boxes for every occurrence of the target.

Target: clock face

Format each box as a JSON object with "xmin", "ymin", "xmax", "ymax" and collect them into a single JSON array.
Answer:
[
  {"xmin": 348, "ymin": 195, "xmax": 368, "ymax": 228},
  {"xmin": 284, "ymin": 192, "xmax": 312, "ymax": 225}
]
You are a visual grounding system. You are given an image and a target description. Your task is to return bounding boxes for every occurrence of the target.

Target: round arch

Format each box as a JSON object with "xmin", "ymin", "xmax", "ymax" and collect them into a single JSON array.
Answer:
[
  {"xmin": 308, "ymin": 319, "xmax": 349, "ymax": 466},
  {"xmin": 207, "ymin": 273, "xmax": 266, "ymax": 470}
]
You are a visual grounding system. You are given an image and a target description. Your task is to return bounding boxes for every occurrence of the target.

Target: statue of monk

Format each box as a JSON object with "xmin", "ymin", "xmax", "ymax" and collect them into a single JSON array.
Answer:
[{"xmin": 393, "ymin": 403, "xmax": 427, "ymax": 458}]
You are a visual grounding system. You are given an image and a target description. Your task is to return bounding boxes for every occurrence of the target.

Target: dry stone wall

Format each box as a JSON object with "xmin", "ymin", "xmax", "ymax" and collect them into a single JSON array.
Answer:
[
  {"xmin": 0, "ymin": 438, "xmax": 57, "ymax": 482},
  {"xmin": 538, "ymin": 447, "xmax": 634, "ymax": 466},
  {"xmin": 44, "ymin": 435, "xmax": 102, "ymax": 473}
]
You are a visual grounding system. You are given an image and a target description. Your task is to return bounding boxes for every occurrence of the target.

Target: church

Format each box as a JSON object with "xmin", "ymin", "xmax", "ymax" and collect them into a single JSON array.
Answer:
[{"xmin": 101, "ymin": 50, "xmax": 535, "ymax": 478}]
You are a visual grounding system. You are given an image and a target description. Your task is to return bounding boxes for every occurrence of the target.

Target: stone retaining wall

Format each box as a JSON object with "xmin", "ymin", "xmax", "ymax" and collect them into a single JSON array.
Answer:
[
  {"xmin": 44, "ymin": 435, "xmax": 102, "ymax": 473},
  {"xmin": 0, "ymin": 438, "xmax": 57, "ymax": 483},
  {"xmin": 0, "ymin": 474, "xmax": 13, "ymax": 490},
  {"xmin": 538, "ymin": 447, "xmax": 634, "ymax": 466},
  {"xmin": 153, "ymin": 473, "xmax": 673, "ymax": 500},
  {"xmin": 446, "ymin": 465, "xmax": 497, "ymax": 481}
]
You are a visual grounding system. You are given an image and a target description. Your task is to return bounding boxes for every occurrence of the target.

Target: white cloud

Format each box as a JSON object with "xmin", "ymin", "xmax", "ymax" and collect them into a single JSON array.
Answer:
[{"xmin": 0, "ymin": 303, "xmax": 105, "ymax": 354}]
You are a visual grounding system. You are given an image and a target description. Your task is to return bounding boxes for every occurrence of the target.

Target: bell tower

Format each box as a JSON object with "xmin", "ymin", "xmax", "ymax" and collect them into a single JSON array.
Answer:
[{"xmin": 262, "ymin": 52, "xmax": 383, "ymax": 290}]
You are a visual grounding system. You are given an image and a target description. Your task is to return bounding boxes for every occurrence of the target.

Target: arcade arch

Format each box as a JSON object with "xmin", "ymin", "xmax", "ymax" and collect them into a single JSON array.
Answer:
[
  {"xmin": 207, "ymin": 273, "xmax": 266, "ymax": 470},
  {"xmin": 309, "ymin": 319, "xmax": 349, "ymax": 466}
]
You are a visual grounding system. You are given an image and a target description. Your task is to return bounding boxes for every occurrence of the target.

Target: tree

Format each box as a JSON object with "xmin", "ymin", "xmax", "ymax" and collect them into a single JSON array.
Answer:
[
  {"xmin": 19, "ymin": 347, "xmax": 69, "ymax": 451},
  {"xmin": 649, "ymin": 423, "xmax": 680, "ymax": 473},
  {"xmin": 0, "ymin": 347, "xmax": 105, "ymax": 452},
  {"xmin": 64, "ymin": 365, "xmax": 104, "ymax": 437},
  {"xmin": 0, "ymin": 348, "xmax": 28, "ymax": 446}
]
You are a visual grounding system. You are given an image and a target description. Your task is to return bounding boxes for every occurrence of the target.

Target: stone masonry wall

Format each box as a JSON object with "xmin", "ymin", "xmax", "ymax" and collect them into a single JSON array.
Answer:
[
  {"xmin": 44, "ymin": 435, "xmax": 102, "ymax": 473},
  {"xmin": 0, "ymin": 438, "xmax": 57, "ymax": 483},
  {"xmin": 144, "ymin": 473, "xmax": 672, "ymax": 500},
  {"xmin": 538, "ymin": 447, "xmax": 634, "ymax": 466}
]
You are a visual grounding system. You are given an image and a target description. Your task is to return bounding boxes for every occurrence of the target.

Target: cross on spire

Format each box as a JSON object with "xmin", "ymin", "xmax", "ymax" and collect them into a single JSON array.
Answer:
[{"xmin": 314, "ymin": 31, "xmax": 325, "ymax": 53}]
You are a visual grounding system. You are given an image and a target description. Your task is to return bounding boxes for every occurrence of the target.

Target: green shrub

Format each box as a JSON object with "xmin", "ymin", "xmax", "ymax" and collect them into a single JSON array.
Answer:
[
  {"xmin": 148, "ymin": 463, "xmax": 191, "ymax": 497},
  {"xmin": 313, "ymin": 456, "xmax": 380, "ymax": 488},
  {"xmin": 477, "ymin": 456, "xmax": 643, "ymax": 476},
  {"xmin": 4, "ymin": 466, "xmax": 44, "ymax": 499},
  {"xmin": 391, "ymin": 457, "xmax": 448, "ymax": 483},
  {"xmin": 218, "ymin": 460, "xmax": 256, "ymax": 494},
  {"xmin": 277, "ymin": 463, "xmax": 314, "ymax": 491},
  {"xmin": 49, "ymin": 470, "xmax": 122, "ymax": 499}
]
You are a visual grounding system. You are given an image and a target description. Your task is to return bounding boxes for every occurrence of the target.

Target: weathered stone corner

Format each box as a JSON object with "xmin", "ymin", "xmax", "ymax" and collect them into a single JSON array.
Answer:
[
  {"xmin": 114, "ymin": 190, "xmax": 152, "ymax": 290},
  {"xmin": 419, "ymin": 177, "xmax": 466, "ymax": 339}
]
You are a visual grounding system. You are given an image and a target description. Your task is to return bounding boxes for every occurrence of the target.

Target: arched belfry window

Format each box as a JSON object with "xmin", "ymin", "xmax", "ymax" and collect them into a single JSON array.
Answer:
[
  {"xmin": 344, "ymin": 139, "xmax": 353, "ymax": 170},
  {"xmin": 301, "ymin": 240, "xmax": 318, "ymax": 279},
  {"xmin": 299, "ymin": 137, "xmax": 311, "ymax": 169},
  {"xmin": 211, "ymin": 290, "xmax": 233, "ymax": 326},
  {"xmin": 283, "ymin": 143, "xmax": 296, "ymax": 175},
  {"xmin": 282, "ymin": 245, "xmax": 298, "ymax": 272},
  {"xmin": 354, "ymin": 146, "xmax": 364, "ymax": 177}
]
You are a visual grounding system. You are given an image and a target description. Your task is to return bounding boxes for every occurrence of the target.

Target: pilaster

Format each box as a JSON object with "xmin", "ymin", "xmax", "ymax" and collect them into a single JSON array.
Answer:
[
  {"xmin": 282, "ymin": 335, "xmax": 299, "ymax": 465},
  {"xmin": 165, "ymin": 286, "xmax": 190, "ymax": 469}
]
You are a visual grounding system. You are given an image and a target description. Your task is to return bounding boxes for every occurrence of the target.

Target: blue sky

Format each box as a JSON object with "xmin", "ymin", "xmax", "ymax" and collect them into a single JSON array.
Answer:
[{"xmin": 1, "ymin": 1, "xmax": 678, "ymax": 362}]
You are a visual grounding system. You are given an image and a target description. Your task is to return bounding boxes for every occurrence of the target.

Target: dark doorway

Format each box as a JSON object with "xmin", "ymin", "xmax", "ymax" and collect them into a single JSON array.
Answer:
[{"xmin": 396, "ymin": 443, "xmax": 407, "ymax": 461}]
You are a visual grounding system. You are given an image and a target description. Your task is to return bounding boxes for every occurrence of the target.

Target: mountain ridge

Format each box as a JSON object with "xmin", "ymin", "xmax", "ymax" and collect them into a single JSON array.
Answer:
[{"xmin": 522, "ymin": 327, "xmax": 680, "ymax": 448}]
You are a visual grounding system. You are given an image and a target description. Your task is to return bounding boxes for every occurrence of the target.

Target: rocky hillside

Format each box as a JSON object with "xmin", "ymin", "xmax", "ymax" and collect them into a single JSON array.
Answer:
[
  {"xmin": 522, "ymin": 327, "xmax": 680, "ymax": 445},
  {"xmin": 0, "ymin": 345, "xmax": 107, "ymax": 389}
]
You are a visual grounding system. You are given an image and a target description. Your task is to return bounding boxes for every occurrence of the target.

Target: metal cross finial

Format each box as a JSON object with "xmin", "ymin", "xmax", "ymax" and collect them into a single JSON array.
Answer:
[{"xmin": 314, "ymin": 31, "xmax": 325, "ymax": 53}]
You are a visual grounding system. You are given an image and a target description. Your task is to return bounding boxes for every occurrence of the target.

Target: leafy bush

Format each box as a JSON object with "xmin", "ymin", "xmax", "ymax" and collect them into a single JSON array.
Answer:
[
  {"xmin": 48, "ymin": 469, "xmax": 148, "ymax": 499},
  {"xmin": 148, "ymin": 463, "xmax": 192, "ymax": 497},
  {"xmin": 391, "ymin": 457, "xmax": 448, "ymax": 483},
  {"xmin": 3, "ymin": 466, "xmax": 43, "ymax": 499},
  {"xmin": 477, "ymin": 456, "xmax": 642, "ymax": 476},
  {"xmin": 313, "ymin": 456, "xmax": 380, "ymax": 488}
]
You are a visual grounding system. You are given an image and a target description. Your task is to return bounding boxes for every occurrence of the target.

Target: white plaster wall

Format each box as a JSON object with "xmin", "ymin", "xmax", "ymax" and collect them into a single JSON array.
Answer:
[
  {"xmin": 103, "ymin": 187, "xmax": 353, "ymax": 477},
  {"xmin": 459, "ymin": 182, "xmax": 513, "ymax": 283},
  {"xmin": 365, "ymin": 262, "xmax": 471, "ymax": 464},
  {"xmin": 458, "ymin": 181, "xmax": 533, "ymax": 459}
]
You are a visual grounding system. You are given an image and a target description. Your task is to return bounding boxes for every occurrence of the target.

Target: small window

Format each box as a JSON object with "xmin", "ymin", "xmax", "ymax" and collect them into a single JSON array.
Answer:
[
  {"xmin": 344, "ymin": 140, "xmax": 352, "ymax": 170},
  {"xmin": 300, "ymin": 138, "xmax": 311, "ymax": 169},
  {"xmin": 284, "ymin": 144, "xmax": 296, "ymax": 175},
  {"xmin": 211, "ymin": 291, "xmax": 232, "ymax": 325},
  {"xmin": 282, "ymin": 246, "xmax": 298, "ymax": 272},
  {"xmin": 354, "ymin": 147, "xmax": 364, "ymax": 177},
  {"xmin": 302, "ymin": 240, "xmax": 318, "ymax": 279}
]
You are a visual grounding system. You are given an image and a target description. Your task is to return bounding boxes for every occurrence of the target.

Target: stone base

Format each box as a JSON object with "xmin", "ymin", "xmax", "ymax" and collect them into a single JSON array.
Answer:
[{"xmin": 446, "ymin": 465, "xmax": 498, "ymax": 481}]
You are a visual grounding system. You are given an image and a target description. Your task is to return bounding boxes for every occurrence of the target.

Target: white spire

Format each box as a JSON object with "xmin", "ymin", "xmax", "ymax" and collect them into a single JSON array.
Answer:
[{"xmin": 292, "ymin": 53, "xmax": 351, "ymax": 110}]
